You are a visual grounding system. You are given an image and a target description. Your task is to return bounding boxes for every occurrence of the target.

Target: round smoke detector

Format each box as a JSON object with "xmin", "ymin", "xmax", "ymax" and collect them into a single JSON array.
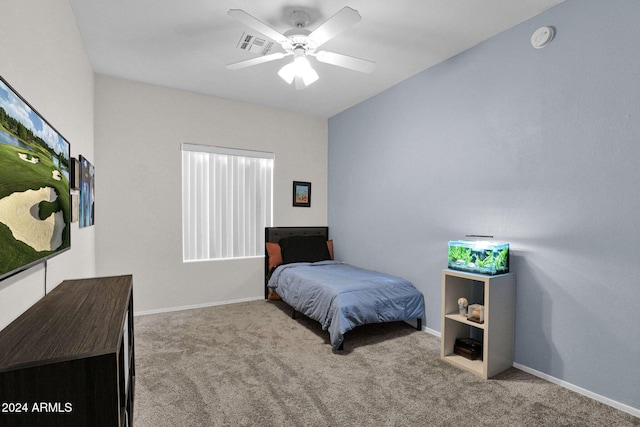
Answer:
[{"xmin": 531, "ymin": 26, "xmax": 555, "ymax": 49}]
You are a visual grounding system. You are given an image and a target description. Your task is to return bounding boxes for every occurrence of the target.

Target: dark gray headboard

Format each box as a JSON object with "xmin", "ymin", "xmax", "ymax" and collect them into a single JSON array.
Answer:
[{"xmin": 264, "ymin": 226, "xmax": 329, "ymax": 298}]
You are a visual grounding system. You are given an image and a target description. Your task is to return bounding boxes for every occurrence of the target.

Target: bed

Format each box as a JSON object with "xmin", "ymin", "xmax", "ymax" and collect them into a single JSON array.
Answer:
[{"xmin": 265, "ymin": 227, "xmax": 425, "ymax": 350}]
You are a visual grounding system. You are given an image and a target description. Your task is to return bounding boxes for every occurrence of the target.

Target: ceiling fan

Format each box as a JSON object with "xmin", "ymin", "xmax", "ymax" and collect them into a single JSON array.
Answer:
[{"xmin": 226, "ymin": 7, "xmax": 375, "ymax": 90}]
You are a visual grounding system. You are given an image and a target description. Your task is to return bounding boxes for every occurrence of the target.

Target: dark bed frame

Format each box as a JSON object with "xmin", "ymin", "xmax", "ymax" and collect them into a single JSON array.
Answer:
[{"xmin": 264, "ymin": 226, "xmax": 421, "ymax": 350}]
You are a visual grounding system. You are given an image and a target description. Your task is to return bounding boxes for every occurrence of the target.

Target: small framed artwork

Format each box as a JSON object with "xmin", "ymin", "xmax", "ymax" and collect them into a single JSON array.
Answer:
[
  {"xmin": 79, "ymin": 155, "xmax": 95, "ymax": 228},
  {"xmin": 293, "ymin": 181, "xmax": 311, "ymax": 207},
  {"xmin": 71, "ymin": 193, "xmax": 79, "ymax": 223},
  {"xmin": 70, "ymin": 157, "xmax": 80, "ymax": 190}
]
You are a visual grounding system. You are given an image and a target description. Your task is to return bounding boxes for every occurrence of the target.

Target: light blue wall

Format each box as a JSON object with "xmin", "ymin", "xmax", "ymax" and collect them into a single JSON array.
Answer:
[{"xmin": 328, "ymin": 0, "xmax": 639, "ymax": 411}]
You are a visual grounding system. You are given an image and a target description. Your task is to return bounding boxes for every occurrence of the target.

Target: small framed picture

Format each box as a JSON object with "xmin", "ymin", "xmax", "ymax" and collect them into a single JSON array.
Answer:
[
  {"xmin": 70, "ymin": 157, "xmax": 80, "ymax": 190},
  {"xmin": 293, "ymin": 181, "xmax": 311, "ymax": 207}
]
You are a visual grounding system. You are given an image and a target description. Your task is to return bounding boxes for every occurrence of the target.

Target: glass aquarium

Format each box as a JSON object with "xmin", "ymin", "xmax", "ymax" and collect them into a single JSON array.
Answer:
[{"xmin": 448, "ymin": 240, "xmax": 509, "ymax": 275}]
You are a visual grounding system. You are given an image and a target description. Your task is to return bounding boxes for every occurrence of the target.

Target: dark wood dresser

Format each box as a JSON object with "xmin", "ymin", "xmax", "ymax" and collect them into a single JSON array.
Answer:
[{"xmin": 0, "ymin": 275, "xmax": 134, "ymax": 427}]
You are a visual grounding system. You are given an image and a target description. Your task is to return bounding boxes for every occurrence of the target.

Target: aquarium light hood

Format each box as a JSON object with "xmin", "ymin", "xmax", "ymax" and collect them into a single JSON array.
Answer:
[{"xmin": 465, "ymin": 235, "xmax": 498, "ymax": 250}]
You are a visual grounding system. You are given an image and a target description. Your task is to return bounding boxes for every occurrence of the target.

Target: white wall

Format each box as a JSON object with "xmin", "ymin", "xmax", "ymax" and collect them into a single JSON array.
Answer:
[
  {"xmin": 328, "ymin": 0, "xmax": 639, "ymax": 414},
  {"xmin": 0, "ymin": 0, "xmax": 95, "ymax": 330},
  {"xmin": 94, "ymin": 76, "xmax": 328, "ymax": 313}
]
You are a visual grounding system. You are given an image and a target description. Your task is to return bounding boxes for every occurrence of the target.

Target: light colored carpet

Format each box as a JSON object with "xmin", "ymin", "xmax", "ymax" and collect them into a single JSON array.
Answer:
[{"xmin": 133, "ymin": 300, "xmax": 639, "ymax": 426}]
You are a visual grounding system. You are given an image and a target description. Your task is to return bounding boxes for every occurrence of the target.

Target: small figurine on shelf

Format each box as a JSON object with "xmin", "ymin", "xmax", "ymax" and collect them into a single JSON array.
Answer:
[{"xmin": 457, "ymin": 297, "xmax": 468, "ymax": 316}]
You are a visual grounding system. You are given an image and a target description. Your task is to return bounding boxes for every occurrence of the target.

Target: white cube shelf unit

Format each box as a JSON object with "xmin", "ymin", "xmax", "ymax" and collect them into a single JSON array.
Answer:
[{"xmin": 441, "ymin": 269, "xmax": 515, "ymax": 379}]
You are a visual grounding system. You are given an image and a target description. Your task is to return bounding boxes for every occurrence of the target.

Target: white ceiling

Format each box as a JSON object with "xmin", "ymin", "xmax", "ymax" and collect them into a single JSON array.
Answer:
[{"xmin": 69, "ymin": 0, "xmax": 564, "ymax": 118}]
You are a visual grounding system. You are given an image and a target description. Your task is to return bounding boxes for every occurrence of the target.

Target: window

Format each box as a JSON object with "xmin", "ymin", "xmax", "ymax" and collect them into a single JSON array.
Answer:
[{"xmin": 182, "ymin": 144, "xmax": 273, "ymax": 261}]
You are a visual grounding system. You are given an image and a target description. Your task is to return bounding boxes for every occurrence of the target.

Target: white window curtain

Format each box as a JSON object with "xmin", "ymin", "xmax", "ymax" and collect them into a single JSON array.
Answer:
[{"xmin": 182, "ymin": 144, "xmax": 274, "ymax": 261}]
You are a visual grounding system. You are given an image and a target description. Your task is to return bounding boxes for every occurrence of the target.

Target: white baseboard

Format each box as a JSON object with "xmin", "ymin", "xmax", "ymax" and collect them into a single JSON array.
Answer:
[
  {"xmin": 403, "ymin": 319, "xmax": 440, "ymax": 337},
  {"xmin": 513, "ymin": 363, "xmax": 640, "ymax": 419},
  {"xmin": 423, "ymin": 326, "xmax": 441, "ymax": 337},
  {"xmin": 134, "ymin": 296, "xmax": 263, "ymax": 317}
]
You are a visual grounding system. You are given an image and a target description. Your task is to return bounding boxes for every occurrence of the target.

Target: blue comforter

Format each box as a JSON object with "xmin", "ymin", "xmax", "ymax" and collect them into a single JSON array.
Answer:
[{"xmin": 268, "ymin": 261, "xmax": 425, "ymax": 350}]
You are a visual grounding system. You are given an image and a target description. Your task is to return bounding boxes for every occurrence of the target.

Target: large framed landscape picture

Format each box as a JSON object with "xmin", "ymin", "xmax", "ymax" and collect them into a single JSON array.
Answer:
[{"xmin": 0, "ymin": 76, "xmax": 71, "ymax": 281}]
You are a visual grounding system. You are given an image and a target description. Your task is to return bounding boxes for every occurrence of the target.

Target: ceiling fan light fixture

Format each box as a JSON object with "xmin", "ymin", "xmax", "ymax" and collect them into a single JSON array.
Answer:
[
  {"xmin": 278, "ymin": 51, "xmax": 318, "ymax": 88},
  {"xmin": 302, "ymin": 68, "xmax": 319, "ymax": 86},
  {"xmin": 277, "ymin": 61, "xmax": 296, "ymax": 84}
]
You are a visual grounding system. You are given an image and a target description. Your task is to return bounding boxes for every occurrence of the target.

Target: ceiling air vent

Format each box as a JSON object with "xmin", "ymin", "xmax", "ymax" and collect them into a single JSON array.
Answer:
[{"xmin": 236, "ymin": 32, "xmax": 273, "ymax": 56}]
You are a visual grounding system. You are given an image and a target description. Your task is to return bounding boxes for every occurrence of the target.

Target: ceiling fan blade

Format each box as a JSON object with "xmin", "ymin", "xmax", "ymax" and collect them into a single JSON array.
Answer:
[
  {"xmin": 308, "ymin": 7, "xmax": 361, "ymax": 47},
  {"xmin": 227, "ymin": 9, "xmax": 288, "ymax": 44},
  {"xmin": 226, "ymin": 52, "xmax": 287, "ymax": 70},
  {"xmin": 315, "ymin": 51, "xmax": 375, "ymax": 73}
]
